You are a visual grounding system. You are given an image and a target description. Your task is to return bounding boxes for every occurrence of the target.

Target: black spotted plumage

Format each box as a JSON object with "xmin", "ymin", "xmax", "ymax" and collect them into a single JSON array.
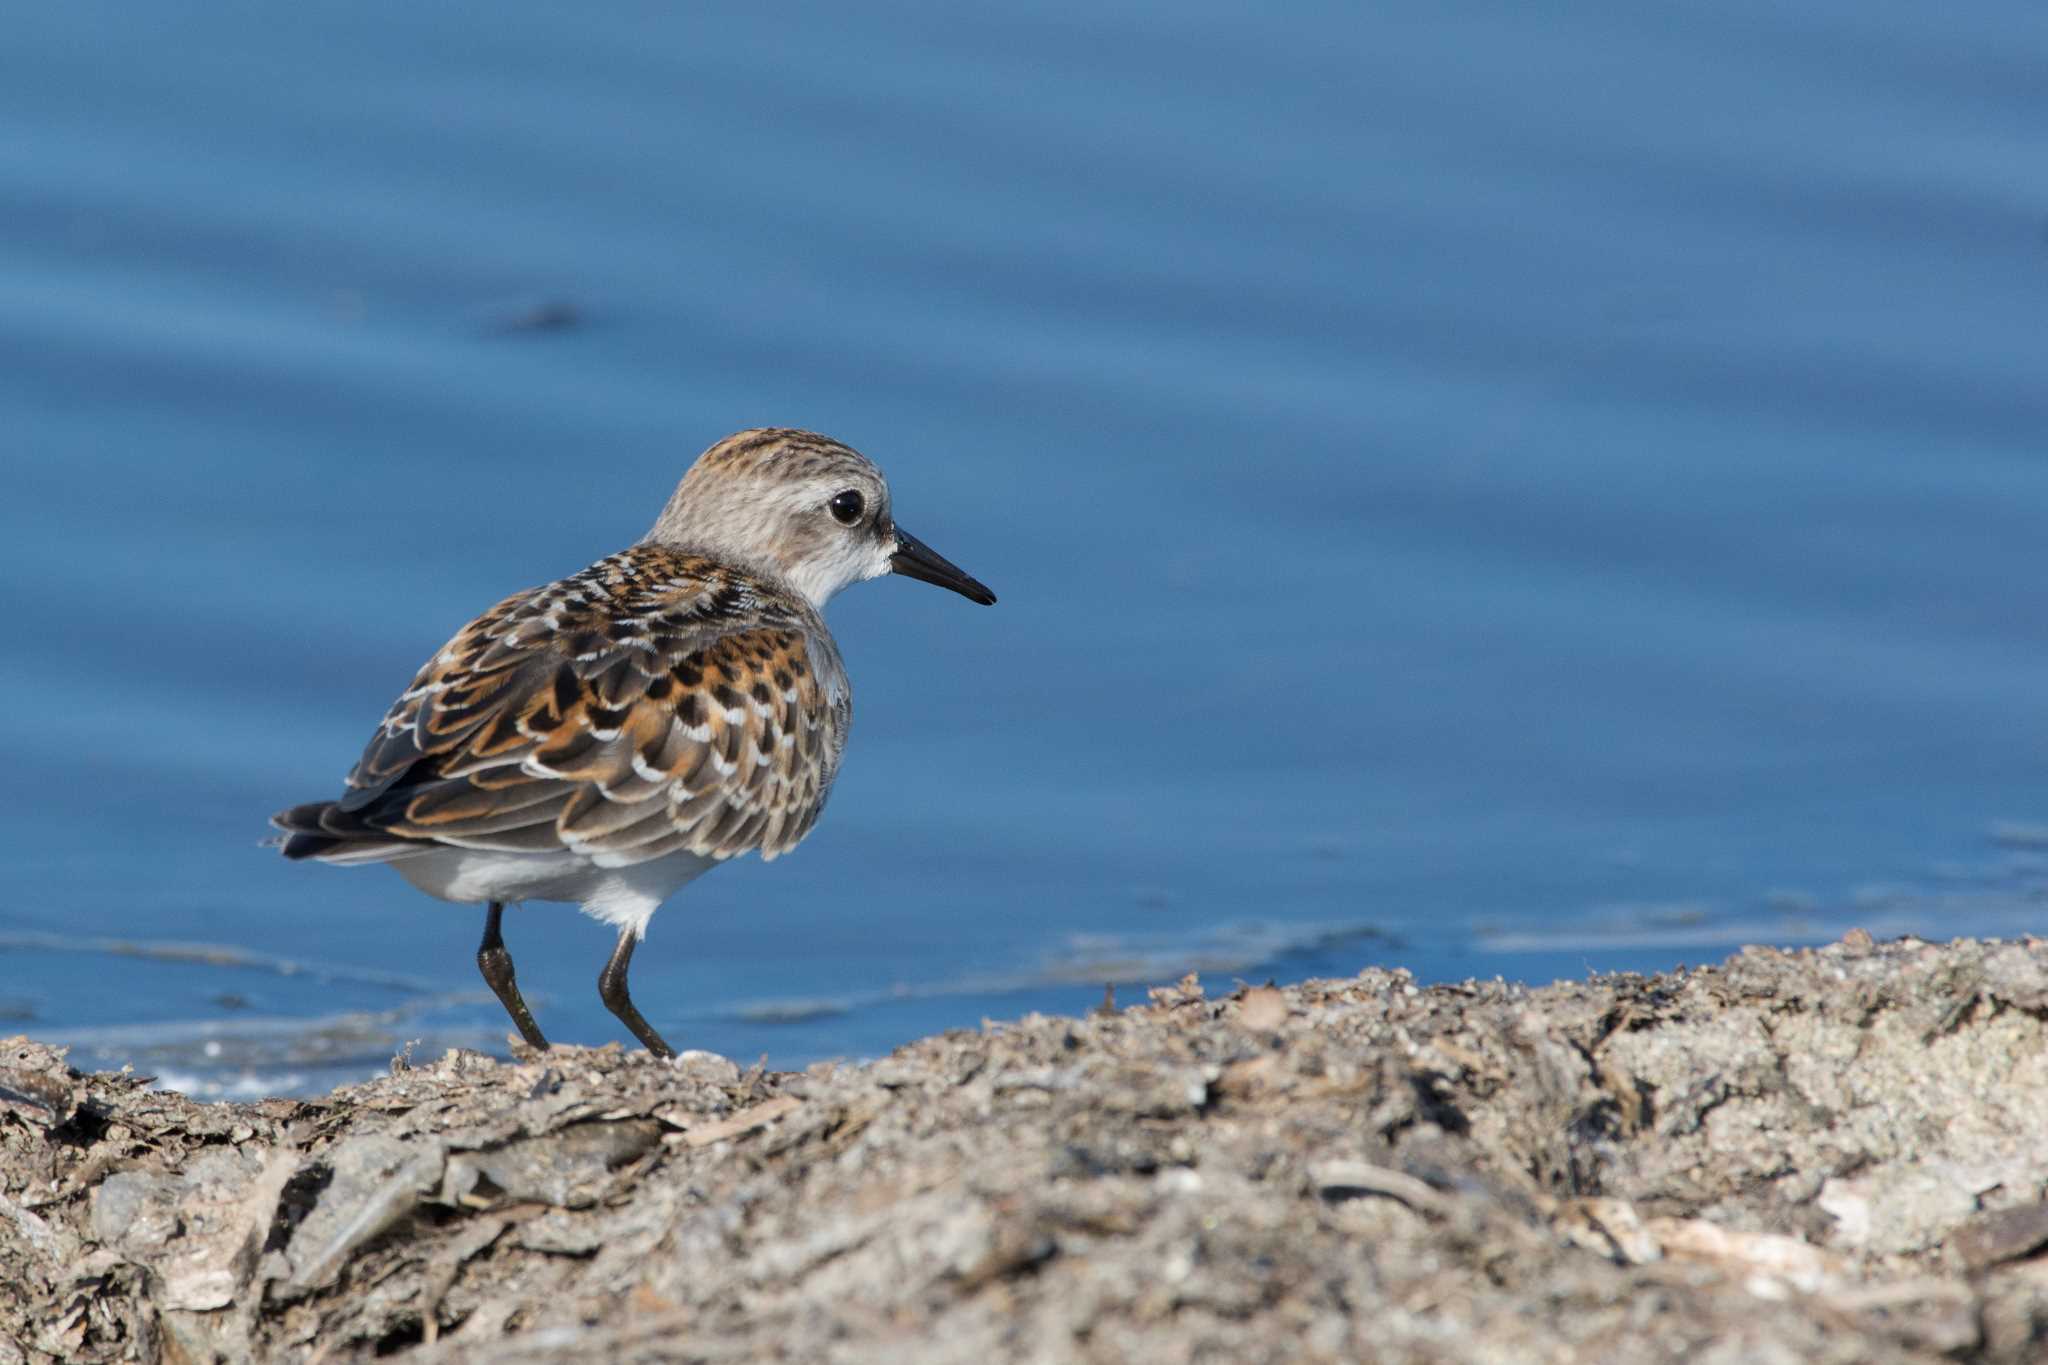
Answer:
[{"xmin": 275, "ymin": 543, "xmax": 850, "ymax": 868}]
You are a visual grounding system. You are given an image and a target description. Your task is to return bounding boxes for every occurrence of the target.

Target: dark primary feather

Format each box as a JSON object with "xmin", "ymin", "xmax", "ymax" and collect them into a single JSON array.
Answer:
[{"xmin": 273, "ymin": 544, "xmax": 850, "ymax": 867}]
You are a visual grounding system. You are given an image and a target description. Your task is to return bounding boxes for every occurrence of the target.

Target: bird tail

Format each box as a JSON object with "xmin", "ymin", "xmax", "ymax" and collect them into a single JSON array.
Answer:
[{"xmin": 270, "ymin": 801, "xmax": 423, "ymax": 865}]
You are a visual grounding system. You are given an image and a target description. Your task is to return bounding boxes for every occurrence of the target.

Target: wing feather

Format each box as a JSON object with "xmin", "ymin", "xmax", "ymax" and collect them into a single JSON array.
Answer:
[{"xmin": 289, "ymin": 545, "xmax": 849, "ymax": 868}]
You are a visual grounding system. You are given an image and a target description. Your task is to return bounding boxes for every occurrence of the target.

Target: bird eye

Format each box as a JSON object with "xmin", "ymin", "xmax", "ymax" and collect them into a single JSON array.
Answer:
[{"xmin": 828, "ymin": 490, "xmax": 865, "ymax": 525}]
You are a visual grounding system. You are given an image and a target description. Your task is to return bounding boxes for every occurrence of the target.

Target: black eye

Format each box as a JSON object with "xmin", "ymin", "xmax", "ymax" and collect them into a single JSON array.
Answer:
[{"xmin": 828, "ymin": 490, "xmax": 865, "ymax": 525}]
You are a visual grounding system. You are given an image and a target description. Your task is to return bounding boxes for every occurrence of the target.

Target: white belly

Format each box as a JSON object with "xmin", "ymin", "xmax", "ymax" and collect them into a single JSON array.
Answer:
[{"xmin": 386, "ymin": 846, "xmax": 720, "ymax": 939}]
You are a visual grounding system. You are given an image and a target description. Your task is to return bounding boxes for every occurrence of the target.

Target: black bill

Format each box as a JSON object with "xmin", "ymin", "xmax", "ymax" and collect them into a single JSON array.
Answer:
[{"xmin": 891, "ymin": 528, "xmax": 997, "ymax": 605}]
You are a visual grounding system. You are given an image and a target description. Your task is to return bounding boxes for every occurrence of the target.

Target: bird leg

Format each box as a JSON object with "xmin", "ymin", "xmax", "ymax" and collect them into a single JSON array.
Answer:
[
  {"xmin": 598, "ymin": 928, "xmax": 675, "ymax": 1058},
  {"xmin": 476, "ymin": 901, "xmax": 549, "ymax": 1050}
]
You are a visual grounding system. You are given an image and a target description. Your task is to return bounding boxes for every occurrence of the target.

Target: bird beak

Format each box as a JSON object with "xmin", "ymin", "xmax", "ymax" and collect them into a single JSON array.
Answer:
[{"xmin": 890, "ymin": 528, "xmax": 997, "ymax": 605}]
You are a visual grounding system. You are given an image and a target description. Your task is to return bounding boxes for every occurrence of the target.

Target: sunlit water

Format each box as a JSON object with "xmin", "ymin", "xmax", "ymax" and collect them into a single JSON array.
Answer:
[{"xmin": 5, "ymin": 2, "xmax": 2048, "ymax": 1095}]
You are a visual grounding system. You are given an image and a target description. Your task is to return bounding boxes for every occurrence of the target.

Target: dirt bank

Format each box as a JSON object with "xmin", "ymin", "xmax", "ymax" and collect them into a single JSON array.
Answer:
[{"xmin": 4, "ymin": 933, "xmax": 2048, "ymax": 1362}]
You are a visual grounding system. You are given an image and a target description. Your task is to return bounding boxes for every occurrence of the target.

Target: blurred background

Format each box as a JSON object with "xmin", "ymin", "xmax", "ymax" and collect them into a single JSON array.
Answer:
[{"xmin": 5, "ymin": 2, "xmax": 2048, "ymax": 1096}]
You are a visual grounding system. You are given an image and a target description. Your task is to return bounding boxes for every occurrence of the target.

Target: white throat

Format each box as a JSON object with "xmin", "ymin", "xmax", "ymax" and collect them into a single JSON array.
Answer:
[{"xmin": 781, "ymin": 538, "xmax": 894, "ymax": 610}]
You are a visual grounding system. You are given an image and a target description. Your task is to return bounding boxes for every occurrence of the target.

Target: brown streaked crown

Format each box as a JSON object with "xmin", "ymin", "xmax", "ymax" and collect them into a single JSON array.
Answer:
[{"xmin": 642, "ymin": 429, "xmax": 896, "ymax": 609}]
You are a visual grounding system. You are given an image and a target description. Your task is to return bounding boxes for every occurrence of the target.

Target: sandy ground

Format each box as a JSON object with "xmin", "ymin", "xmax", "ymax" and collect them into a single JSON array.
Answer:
[{"xmin": 4, "ymin": 932, "xmax": 2048, "ymax": 1362}]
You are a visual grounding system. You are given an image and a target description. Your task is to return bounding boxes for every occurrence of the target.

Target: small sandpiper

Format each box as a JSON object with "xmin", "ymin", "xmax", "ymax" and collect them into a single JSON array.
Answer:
[{"xmin": 273, "ymin": 428, "xmax": 996, "ymax": 1057}]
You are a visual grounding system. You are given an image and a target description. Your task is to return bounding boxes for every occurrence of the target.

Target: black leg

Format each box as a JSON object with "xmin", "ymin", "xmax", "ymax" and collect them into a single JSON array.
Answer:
[
  {"xmin": 598, "ymin": 928, "xmax": 674, "ymax": 1058},
  {"xmin": 476, "ymin": 901, "xmax": 549, "ymax": 1050}
]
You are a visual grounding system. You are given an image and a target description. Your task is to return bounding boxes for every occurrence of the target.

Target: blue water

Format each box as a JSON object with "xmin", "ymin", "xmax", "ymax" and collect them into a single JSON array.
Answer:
[{"xmin": 6, "ymin": 2, "xmax": 2048, "ymax": 1095}]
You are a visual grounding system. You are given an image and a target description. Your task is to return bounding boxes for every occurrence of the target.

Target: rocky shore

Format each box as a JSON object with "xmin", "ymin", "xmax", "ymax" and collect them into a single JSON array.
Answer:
[{"xmin": 4, "ymin": 933, "xmax": 2048, "ymax": 1362}]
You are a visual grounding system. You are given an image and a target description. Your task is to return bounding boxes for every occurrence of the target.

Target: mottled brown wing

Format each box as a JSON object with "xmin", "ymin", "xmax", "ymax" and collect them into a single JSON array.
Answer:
[{"xmin": 324, "ymin": 572, "xmax": 846, "ymax": 865}]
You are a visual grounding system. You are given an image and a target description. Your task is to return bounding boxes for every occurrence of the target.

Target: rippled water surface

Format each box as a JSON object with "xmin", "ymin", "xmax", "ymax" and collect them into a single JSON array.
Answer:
[{"xmin": 6, "ymin": 2, "xmax": 2048, "ymax": 1094}]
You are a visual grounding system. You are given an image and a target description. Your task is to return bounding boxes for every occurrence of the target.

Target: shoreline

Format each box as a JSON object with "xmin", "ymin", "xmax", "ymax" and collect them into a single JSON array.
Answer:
[{"xmin": 4, "ymin": 932, "xmax": 2046, "ymax": 1361}]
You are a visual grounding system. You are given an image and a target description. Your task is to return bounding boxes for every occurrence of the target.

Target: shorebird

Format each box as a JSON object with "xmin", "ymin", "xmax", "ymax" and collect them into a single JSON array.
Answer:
[{"xmin": 273, "ymin": 428, "xmax": 996, "ymax": 1057}]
